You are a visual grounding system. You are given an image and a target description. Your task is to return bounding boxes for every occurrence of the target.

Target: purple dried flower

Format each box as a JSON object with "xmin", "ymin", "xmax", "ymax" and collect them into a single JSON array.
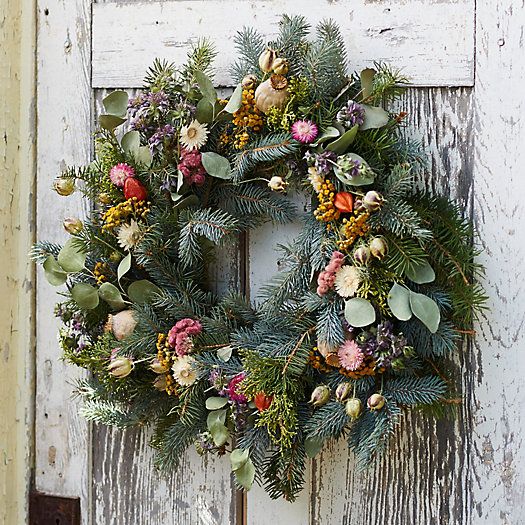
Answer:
[
  {"xmin": 336, "ymin": 100, "xmax": 366, "ymax": 128},
  {"xmin": 148, "ymin": 124, "xmax": 176, "ymax": 153}
]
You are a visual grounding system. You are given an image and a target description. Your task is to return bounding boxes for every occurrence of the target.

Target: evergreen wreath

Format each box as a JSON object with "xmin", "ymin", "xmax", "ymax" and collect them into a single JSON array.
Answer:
[{"xmin": 33, "ymin": 16, "xmax": 486, "ymax": 501}]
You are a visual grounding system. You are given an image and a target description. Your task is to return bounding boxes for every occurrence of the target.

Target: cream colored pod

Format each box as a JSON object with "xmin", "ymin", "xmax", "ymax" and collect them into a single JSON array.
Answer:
[{"xmin": 254, "ymin": 74, "xmax": 289, "ymax": 114}]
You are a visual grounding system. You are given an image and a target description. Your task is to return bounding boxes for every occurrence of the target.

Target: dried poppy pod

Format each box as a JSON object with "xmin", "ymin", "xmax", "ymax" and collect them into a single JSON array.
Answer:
[{"xmin": 254, "ymin": 74, "xmax": 289, "ymax": 113}]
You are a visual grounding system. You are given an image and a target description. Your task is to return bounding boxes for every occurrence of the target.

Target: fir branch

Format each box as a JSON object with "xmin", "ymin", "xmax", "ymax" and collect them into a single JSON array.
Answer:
[
  {"xmin": 383, "ymin": 375, "xmax": 447, "ymax": 406},
  {"xmin": 230, "ymin": 26, "xmax": 265, "ymax": 82}
]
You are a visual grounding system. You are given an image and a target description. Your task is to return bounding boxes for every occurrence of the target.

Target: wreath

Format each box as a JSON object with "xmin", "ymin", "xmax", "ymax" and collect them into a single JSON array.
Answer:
[{"xmin": 33, "ymin": 16, "xmax": 486, "ymax": 501}]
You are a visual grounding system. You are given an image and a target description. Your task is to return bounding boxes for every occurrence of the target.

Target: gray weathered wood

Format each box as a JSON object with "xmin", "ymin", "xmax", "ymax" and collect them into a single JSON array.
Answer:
[
  {"xmin": 471, "ymin": 1, "xmax": 525, "ymax": 522},
  {"xmin": 35, "ymin": 1, "xmax": 93, "ymax": 524},
  {"xmin": 92, "ymin": 0, "xmax": 475, "ymax": 89}
]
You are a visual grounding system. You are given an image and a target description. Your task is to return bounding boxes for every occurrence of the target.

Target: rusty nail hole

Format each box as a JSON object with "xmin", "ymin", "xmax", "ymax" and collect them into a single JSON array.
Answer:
[
  {"xmin": 155, "ymin": 20, "xmax": 159, "ymax": 25},
  {"xmin": 44, "ymin": 8, "xmax": 49, "ymax": 15},
  {"xmin": 498, "ymin": 38, "xmax": 505, "ymax": 47}
]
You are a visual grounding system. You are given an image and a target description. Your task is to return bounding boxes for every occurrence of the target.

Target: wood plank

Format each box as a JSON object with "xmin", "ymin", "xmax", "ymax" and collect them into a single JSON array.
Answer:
[
  {"xmin": 471, "ymin": 1, "xmax": 525, "ymax": 521},
  {"xmin": 35, "ymin": 0, "xmax": 93, "ymax": 523},
  {"xmin": 92, "ymin": 0, "xmax": 474, "ymax": 89},
  {"xmin": 91, "ymin": 89, "xmax": 241, "ymax": 525}
]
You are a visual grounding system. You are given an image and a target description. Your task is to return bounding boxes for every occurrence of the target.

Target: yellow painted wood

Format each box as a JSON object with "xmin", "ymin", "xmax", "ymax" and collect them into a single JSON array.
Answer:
[{"xmin": 0, "ymin": 0, "xmax": 36, "ymax": 523}]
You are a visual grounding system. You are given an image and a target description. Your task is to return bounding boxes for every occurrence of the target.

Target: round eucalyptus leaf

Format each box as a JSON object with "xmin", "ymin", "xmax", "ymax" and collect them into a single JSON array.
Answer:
[
  {"xmin": 206, "ymin": 409, "xmax": 227, "ymax": 429},
  {"xmin": 57, "ymin": 238, "xmax": 86, "ymax": 273},
  {"xmin": 360, "ymin": 105, "xmax": 390, "ymax": 131},
  {"xmin": 121, "ymin": 131, "xmax": 140, "ymax": 155},
  {"xmin": 98, "ymin": 282, "xmax": 126, "ymax": 310},
  {"xmin": 334, "ymin": 153, "xmax": 375, "ymax": 187},
  {"xmin": 209, "ymin": 420, "xmax": 229, "ymax": 447},
  {"xmin": 99, "ymin": 114, "xmax": 126, "ymax": 131},
  {"xmin": 409, "ymin": 291, "xmax": 441, "ymax": 333},
  {"xmin": 312, "ymin": 126, "xmax": 340, "ymax": 147},
  {"xmin": 326, "ymin": 125, "xmax": 358, "ymax": 154},
  {"xmin": 224, "ymin": 84, "xmax": 243, "ymax": 113},
  {"xmin": 217, "ymin": 345, "xmax": 233, "ymax": 362},
  {"xmin": 127, "ymin": 279, "xmax": 161, "ymax": 304},
  {"xmin": 234, "ymin": 457, "xmax": 255, "ymax": 490},
  {"xmin": 344, "ymin": 297, "xmax": 376, "ymax": 327},
  {"xmin": 406, "ymin": 260, "xmax": 436, "ymax": 284},
  {"xmin": 205, "ymin": 397, "xmax": 228, "ymax": 410},
  {"xmin": 136, "ymin": 146, "xmax": 152, "ymax": 166},
  {"xmin": 387, "ymin": 283, "xmax": 413, "ymax": 321},
  {"xmin": 230, "ymin": 448, "xmax": 250, "ymax": 471},
  {"xmin": 194, "ymin": 71, "xmax": 217, "ymax": 105},
  {"xmin": 43, "ymin": 256, "xmax": 67, "ymax": 286},
  {"xmin": 201, "ymin": 152, "xmax": 233, "ymax": 180},
  {"xmin": 195, "ymin": 98, "xmax": 214, "ymax": 123},
  {"xmin": 305, "ymin": 436, "xmax": 324, "ymax": 458},
  {"xmin": 71, "ymin": 283, "xmax": 100, "ymax": 310},
  {"xmin": 102, "ymin": 90, "xmax": 129, "ymax": 117}
]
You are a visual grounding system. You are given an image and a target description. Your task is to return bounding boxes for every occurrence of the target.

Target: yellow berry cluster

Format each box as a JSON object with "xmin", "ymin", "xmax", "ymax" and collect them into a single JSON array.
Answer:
[
  {"xmin": 309, "ymin": 348, "xmax": 332, "ymax": 373},
  {"xmin": 101, "ymin": 197, "xmax": 150, "ymax": 231},
  {"xmin": 314, "ymin": 179, "xmax": 340, "ymax": 223},
  {"xmin": 339, "ymin": 357, "xmax": 382, "ymax": 379},
  {"xmin": 232, "ymin": 87, "xmax": 263, "ymax": 149},
  {"xmin": 93, "ymin": 262, "xmax": 111, "ymax": 285},
  {"xmin": 337, "ymin": 212, "xmax": 370, "ymax": 251},
  {"xmin": 156, "ymin": 333, "xmax": 177, "ymax": 396}
]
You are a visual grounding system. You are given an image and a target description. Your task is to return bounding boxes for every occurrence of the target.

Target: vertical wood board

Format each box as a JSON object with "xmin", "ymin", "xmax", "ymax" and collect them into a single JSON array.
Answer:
[{"xmin": 91, "ymin": 0, "xmax": 475, "ymax": 88}]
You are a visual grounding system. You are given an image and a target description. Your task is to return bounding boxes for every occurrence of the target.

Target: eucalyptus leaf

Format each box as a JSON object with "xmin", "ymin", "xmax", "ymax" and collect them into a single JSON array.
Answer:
[
  {"xmin": 344, "ymin": 297, "xmax": 376, "ymax": 327},
  {"xmin": 43, "ymin": 256, "xmax": 67, "ymax": 286},
  {"xmin": 117, "ymin": 252, "xmax": 132, "ymax": 282},
  {"xmin": 127, "ymin": 279, "xmax": 161, "ymax": 304},
  {"xmin": 409, "ymin": 291, "xmax": 441, "ymax": 333},
  {"xmin": 172, "ymin": 194, "xmax": 200, "ymax": 210},
  {"xmin": 136, "ymin": 146, "xmax": 152, "ymax": 166},
  {"xmin": 201, "ymin": 152, "xmax": 233, "ymax": 180},
  {"xmin": 209, "ymin": 420, "xmax": 229, "ymax": 447},
  {"xmin": 121, "ymin": 131, "xmax": 140, "ymax": 155},
  {"xmin": 326, "ymin": 125, "xmax": 358, "ymax": 154},
  {"xmin": 230, "ymin": 448, "xmax": 250, "ymax": 471},
  {"xmin": 195, "ymin": 71, "xmax": 217, "ymax": 105},
  {"xmin": 217, "ymin": 345, "xmax": 233, "ymax": 362},
  {"xmin": 360, "ymin": 68, "xmax": 376, "ymax": 100},
  {"xmin": 207, "ymin": 409, "xmax": 227, "ymax": 429},
  {"xmin": 360, "ymin": 105, "xmax": 390, "ymax": 131},
  {"xmin": 224, "ymin": 84, "xmax": 243, "ymax": 113},
  {"xmin": 234, "ymin": 457, "xmax": 255, "ymax": 490},
  {"xmin": 195, "ymin": 98, "xmax": 214, "ymax": 123},
  {"xmin": 334, "ymin": 153, "xmax": 375, "ymax": 187},
  {"xmin": 102, "ymin": 90, "xmax": 129, "ymax": 117},
  {"xmin": 57, "ymin": 238, "xmax": 86, "ymax": 273},
  {"xmin": 98, "ymin": 282, "xmax": 126, "ymax": 310},
  {"xmin": 305, "ymin": 436, "xmax": 324, "ymax": 458},
  {"xmin": 406, "ymin": 260, "xmax": 436, "ymax": 284},
  {"xmin": 71, "ymin": 283, "xmax": 99, "ymax": 310},
  {"xmin": 387, "ymin": 283, "xmax": 412, "ymax": 321},
  {"xmin": 205, "ymin": 397, "xmax": 228, "ymax": 410},
  {"xmin": 312, "ymin": 126, "xmax": 340, "ymax": 147},
  {"xmin": 99, "ymin": 114, "xmax": 126, "ymax": 131}
]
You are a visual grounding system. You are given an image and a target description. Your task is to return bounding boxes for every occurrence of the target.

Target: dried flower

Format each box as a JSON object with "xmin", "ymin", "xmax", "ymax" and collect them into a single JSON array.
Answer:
[
  {"xmin": 338, "ymin": 340, "xmax": 365, "ymax": 371},
  {"xmin": 291, "ymin": 120, "xmax": 318, "ymax": 144},
  {"xmin": 227, "ymin": 372, "xmax": 248, "ymax": 403},
  {"xmin": 105, "ymin": 310, "xmax": 137, "ymax": 341},
  {"xmin": 353, "ymin": 246, "xmax": 371, "ymax": 265},
  {"xmin": 53, "ymin": 177, "xmax": 75, "ymax": 196},
  {"xmin": 178, "ymin": 148, "xmax": 207, "ymax": 186},
  {"xmin": 336, "ymin": 100, "xmax": 366, "ymax": 128},
  {"xmin": 167, "ymin": 318, "xmax": 202, "ymax": 356},
  {"xmin": 369, "ymin": 236, "xmax": 388, "ymax": 259},
  {"xmin": 345, "ymin": 398, "xmax": 362, "ymax": 418},
  {"xmin": 258, "ymin": 48, "xmax": 277, "ymax": 72},
  {"xmin": 268, "ymin": 176, "xmax": 288, "ymax": 192},
  {"xmin": 367, "ymin": 393, "xmax": 386, "ymax": 411},
  {"xmin": 63, "ymin": 217, "xmax": 83, "ymax": 234},
  {"xmin": 109, "ymin": 163, "xmax": 135, "ymax": 187},
  {"xmin": 362, "ymin": 191, "xmax": 384, "ymax": 211},
  {"xmin": 180, "ymin": 120, "xmax": 208, "ymax": 150},
  {"xmin": 117, "ymin": 219, "xmax": 142, "ymax": 251},
  {"xmin": 171, "ymin": 356, "xmax": 197, "ymax": 386},
  {"xmin": 108, "ymin": 356, "xmax": 133, "ymax": 378},
  {"xmin": 317, "ymin": 251, "xmax": 345, "ymax": 295},
  {"xmin": 308, "ymin": 167, "xmax": 324, "ymax": 193},
  {"xmin": 309, "ymin": 385, "xmax": 331, "ymax": 407},
  {"xmin": 334, "ymin": 266, "xmax": 362, "ymax": 298}
]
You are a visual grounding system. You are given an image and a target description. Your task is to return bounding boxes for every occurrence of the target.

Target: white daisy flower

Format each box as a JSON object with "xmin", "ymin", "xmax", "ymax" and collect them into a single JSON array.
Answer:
[
  {"xmin": 334, "ymin": 265, "xmax": 362, "ymax": 298},
  {"xmin": 180, "ymin": 120, "xmax": 208, "ymax": 150},
  {"xmin": 171, "ymin": 356, "xmax": 197, "ymax": 387},
  {"xmin": 116, "ymin": 219, "xmax": 142, "ymax": 251}
]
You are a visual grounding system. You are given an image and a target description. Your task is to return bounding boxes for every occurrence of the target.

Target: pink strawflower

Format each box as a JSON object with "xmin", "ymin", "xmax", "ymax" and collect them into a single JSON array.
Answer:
[
  {"xmin": 291, "ymin": 120, "xmax": 319, "ymax": 144},
  {"xmin": 338, "ymin": 340, "xmax": 365, "ymax": 371},
  {"xmin": 167, "ymin": 318, "xmax": 203, "ymax": 356},
  {"xmin": 226, "ymin": 372, "xmax": 248, "ymax": 403},
  {"xmin": 317, "ymin": 251, "xmax": 345, "ymax": 296},
  {"xmin": 109, "ymin": 163, "xmax": 135, "ymax": 187}
]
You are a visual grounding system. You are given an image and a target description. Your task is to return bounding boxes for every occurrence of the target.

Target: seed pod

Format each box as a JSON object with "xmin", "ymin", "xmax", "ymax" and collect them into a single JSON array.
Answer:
[
  {"xmin": 258, "ymin": 48, "xmax": 277, "ymax": 73},
  {"xmin": 150, "ymin": 358, "xmax": 169, "ymax": 374},
  {"xmin": 53, "ymin": 177, "xmax": 75, "ymax": 196},
  {"xmin": 153, "ymin": 374, "xmax": 168, "ymax": 391},
  {"xmin": 362, "ymin": 191, "xmax": 384, "ymax": 211},
  {"xmin": 109, "ymin": 251, "xmax": 122, "ymax": 263},
  {"xmin": 369, "ymin": 236, "xmax": 388, "ymax": 260},
  {"xmin": 309, "ymin": 385, "xmax": 331, "ymax": 407},
  {"xmin": 268, "ymin": 176, "xmax": 288, "ymax": 192},
  {"xmin": 63, "ymin": 217, "xmax": 83, "ymax": 235},
  {"xmin": 105, "ymin": 310, "xmax": 137, "ymax": 341},
  {"xmin": 335, "ymin": 382, "xmax": 352, "ymax": 403},
  {"xmin": 354, "ymin": 246, "xmax": 371, "ymax": 265},
  {"xmin": 353, "ymin": 198, "xmax": 364, "ymax": 212},
  {"xmin": 108, "ymin": 356, "xmax": 133, "ymax": 378},
  {"xmin": 345, "ymin": 397, "xmax": 362, "ymax": 418},
  {"xmin": 242, "ymin": 74, "xmax": 258, "ymax": 89},
  {"xmin": 272, "ymin": 57, "xmax": 289, "ymax": 75},
  {"xmin": 334, "ymin": 192, "xmax": 354, "ymax": 213},
  {"xmin": 254, "ymin": 75, "xmax": 289, "ymax": 113},
  {"xmin": 367, "ymin": 393, "xmax": 386, "ymax": 411},
  {"xmin": 124, "ymin": 177, "xmax": 148, "ymax": 201}
]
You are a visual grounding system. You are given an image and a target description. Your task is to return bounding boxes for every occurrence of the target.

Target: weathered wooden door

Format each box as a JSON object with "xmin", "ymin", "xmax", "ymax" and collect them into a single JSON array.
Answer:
[{"xmin": 35, "ymin": 1, "xmax": 525, "ymax": 524}]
